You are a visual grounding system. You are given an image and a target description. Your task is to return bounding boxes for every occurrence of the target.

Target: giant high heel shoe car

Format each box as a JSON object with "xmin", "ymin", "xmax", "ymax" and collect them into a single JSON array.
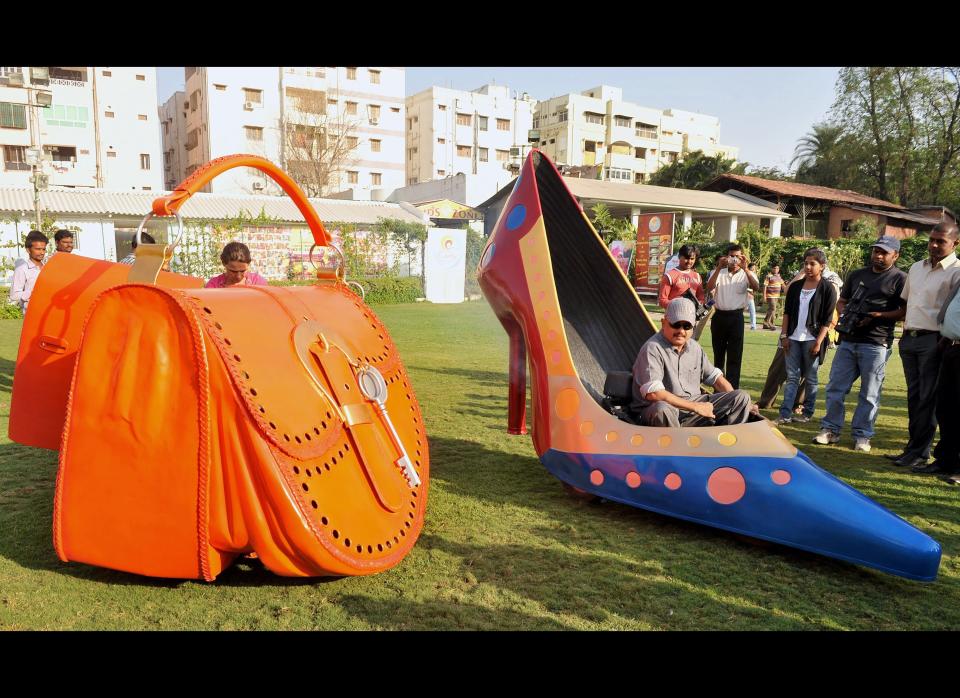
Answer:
[{"xmin": 478, "ymin": 150, "xmax": 940, "ymax": 581}]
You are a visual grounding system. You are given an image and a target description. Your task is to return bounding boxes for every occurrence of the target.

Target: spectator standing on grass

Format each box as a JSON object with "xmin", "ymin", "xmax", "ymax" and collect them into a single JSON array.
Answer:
[
  {"xmin": 658, "ymin": 244, "xmax": 704, "ymax": 309},
  {"xmin": 705, "ymin": 243, "xmax": 759, "ymax": 389},
  {"xmin": 932, "ymin": 275, "xmax": 960, "ymax": 484},
  {"xmin": 813, "ymin": 236, "xmax": 906, "ymax": 452},
  {"xmin": 776, "ymin": 248, "xmax": 837, "ymax": 425},
  {"xmin": 889, "ymin": 222, "xmax": 960, "ymax": 472},
  {"xmin": 762, "ymin": 264, "xmax": 784, "ymax": 330},
  {"xmin": 9, "ymin": 230, "xmax": 47, "ymax": 314},
  {"xmin": 53, "ymin": 229, "xmax": 75, "ymax": 254},
  {"xmin": 746, "ymin": 263, "xmax": 758, "ymax": 330}
]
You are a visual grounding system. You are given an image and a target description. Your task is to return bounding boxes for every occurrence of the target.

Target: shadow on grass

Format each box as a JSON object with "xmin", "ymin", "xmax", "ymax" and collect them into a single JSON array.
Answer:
[
  {"xmin": 406, "ymin": 364, "xmax": 507, "ymax": 388},
  {"xmin": 0, "ymin": 357, "xmax": 14, "ymax": 396}
]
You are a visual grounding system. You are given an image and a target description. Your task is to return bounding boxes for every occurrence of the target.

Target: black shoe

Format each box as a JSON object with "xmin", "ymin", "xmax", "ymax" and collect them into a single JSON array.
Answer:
[
  {"xmin": 885, "ymin": 452, "xmax": 908, "ymax": 462},
  {"xmin": 938, "ymin": 473, "xmax": 960, "ymax": 485},
  {"xmin": 892, "ymin": 455, "xmax": 919, "ymax": 467},
  {"xmin": 910, "ymin": 460, "xmax": 943, "ymax": 474}
]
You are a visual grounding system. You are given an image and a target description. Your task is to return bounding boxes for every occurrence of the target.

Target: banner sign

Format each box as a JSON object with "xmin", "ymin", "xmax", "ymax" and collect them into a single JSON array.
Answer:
[
  {"xmin": 608, "ymin": 239, "xmax": 635, "ymax": 278},
  {"xmin": 634, "ymin": 213, "xmax": 675, "ymax": 291},
  {"xmin": 424, "ymin": 227, "xmax": 467, "ymax": 303}
]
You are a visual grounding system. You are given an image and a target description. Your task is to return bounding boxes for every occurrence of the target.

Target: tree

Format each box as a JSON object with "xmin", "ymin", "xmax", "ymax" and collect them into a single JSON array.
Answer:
[
  {"xmin": 648, "ymin": 150, "xmax": 746, "ymax": 190},
  {"xmin": 789, "ymin": 123, "xmax": 860, "ymax": 189},
  {"xmin": 282, "ymin": 88, "xmax": 361, "ymax": 198},
  {"xmin": 588, "ymin": 203, "xmax": 635, "ymax": 245}
]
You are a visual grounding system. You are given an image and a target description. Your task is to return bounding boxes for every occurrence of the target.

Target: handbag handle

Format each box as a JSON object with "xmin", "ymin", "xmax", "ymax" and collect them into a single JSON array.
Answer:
[{"xmin": 150, "ymin": 154, "xmax": 331, "ymax": 247}]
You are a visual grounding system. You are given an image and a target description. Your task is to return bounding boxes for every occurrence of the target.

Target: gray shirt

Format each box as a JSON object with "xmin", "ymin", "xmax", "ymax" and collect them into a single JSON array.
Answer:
[{"xmin": 631, "ymin": 332, "xmax": 722, "ymax": 411}]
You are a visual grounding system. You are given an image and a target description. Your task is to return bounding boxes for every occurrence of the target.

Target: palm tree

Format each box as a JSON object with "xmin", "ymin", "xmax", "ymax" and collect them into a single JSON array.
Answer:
[{"xmin": 790, "ymin": 124, "xmax": 845, "ymax": 186}]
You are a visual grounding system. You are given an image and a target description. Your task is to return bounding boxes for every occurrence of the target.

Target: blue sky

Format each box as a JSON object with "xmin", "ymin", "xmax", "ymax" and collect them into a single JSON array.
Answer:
[{"xmin": 157, "ymin": 67, "xmax": 839, "ymax": 170}]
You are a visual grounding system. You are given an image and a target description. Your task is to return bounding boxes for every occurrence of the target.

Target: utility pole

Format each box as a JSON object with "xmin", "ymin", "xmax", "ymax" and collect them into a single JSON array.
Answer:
[{"xmin": 8, "ymin": 70, "xmax": 52, "ymax": 228}]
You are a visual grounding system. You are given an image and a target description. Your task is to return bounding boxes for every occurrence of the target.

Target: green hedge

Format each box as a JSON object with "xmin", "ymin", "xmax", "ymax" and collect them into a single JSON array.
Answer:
[
  {"xmin": 692, "ymin": 235, "xmax": 931, "ymax": 282},
  {"xmin": 269, "ymin": 275, "xmax": 424, "ymax": 305},
  {"xmin": 0, "ymin": 302, "xmax": 23, "ymax": 320}
]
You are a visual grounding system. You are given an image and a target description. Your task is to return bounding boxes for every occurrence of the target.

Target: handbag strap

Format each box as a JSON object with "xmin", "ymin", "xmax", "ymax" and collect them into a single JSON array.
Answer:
[{"xmin": 150, "ymin": 154, "xmax": 330, "ymax": 247}]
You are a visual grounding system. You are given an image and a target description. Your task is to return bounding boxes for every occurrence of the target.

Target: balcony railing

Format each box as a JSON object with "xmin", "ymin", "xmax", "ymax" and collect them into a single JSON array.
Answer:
[
  {"xmin": 635, "ymin": 128, "xmax": 657, "ymax": 139},
  {"xmin": 4, "ymin": 162, "xmax": 31, "ymax": 171}
]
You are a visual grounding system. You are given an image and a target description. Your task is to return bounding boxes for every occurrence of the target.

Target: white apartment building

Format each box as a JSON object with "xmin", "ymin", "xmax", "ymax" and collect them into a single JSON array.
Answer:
[
  {"xmin": 180, "ymin": 66, "xmax": 405, "ymax": 197},
  {"xmin": 533, "ymin": 85, "xmax": 739, "ymax": 184},
  {"xmin": 405, "ymin": 84, "xmax": 536, "ymax": 194},
  {"xmin": 0, "ymin": 67, "xmax": 163, "ymax": 191},
  {"xmin": 159, "ymin": 90, "xmax": 188, "ymax": 190}
]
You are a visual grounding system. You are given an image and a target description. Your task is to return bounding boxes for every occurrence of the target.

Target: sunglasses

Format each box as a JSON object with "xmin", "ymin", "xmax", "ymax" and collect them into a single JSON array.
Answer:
[{"xmin": 668, "ymin": 321, "xmax": 693, "ymax": 331}]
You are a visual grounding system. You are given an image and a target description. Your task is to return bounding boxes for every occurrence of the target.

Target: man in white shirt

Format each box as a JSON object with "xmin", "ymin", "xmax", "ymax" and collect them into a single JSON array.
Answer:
[
  {"xmin": 9, "ymin": 230, "xmax": 48, "ymax": 314},
  {"xmin": 889, "ymin": 222, "xmax": 960, "ymax": 471},
  {"xmin": 705, "ymin": 243, "xmax": 760, "ymax": 389}
]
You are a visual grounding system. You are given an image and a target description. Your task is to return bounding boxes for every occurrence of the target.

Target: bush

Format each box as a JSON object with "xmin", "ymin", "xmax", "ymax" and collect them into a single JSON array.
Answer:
[
  {"xmin": 0, "ymin": 301, "xmax": 22, "ymax": 319},
  {"xmin": 269, "ymin": 275, "xmax": 424, "ymax": 305}
]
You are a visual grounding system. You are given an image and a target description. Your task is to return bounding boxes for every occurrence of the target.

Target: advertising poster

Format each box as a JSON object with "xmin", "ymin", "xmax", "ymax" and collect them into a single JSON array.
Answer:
[
  {"xmin": 634, "ymin": 213, "xmax": 675, "ymax": 291},
  {"xmin": 424, "ymin": 227, "xmax": 467, "ymax": 303},
  {"xmin": 608, "ymin": 239, "xmax": 635, "ymax": 278}
]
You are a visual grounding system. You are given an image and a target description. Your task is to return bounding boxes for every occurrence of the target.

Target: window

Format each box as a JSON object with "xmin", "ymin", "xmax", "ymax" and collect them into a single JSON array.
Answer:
[
  {"xmin": 214, "ymin": 84, "xmax": 227, "ymax": 91},
  {"xmin": 584, "ymin": 112, "xmax": 604, "ymax": 125},
  {"xmin": 456, "ymin": 144, "xmax": 471, "ymax": 158},
  {"xmin": 635, "ymin": 173, "xmax": 646, "ymax": 184},
  {"xmin": 614, "ymin": 115, "xmax": 631, "ymax": 128},
  {"xmin": 437, "ymin": 169, "xmax": 446, "ymax": 177},
  {"xmin": 368, "ymin": 104, "xmax": 381, "ymax": 122},
  {"xmin": 190, "ymin": 89, "xmax": 200, "ymax": 111},
  {"xmin": 437, "ymin": 137, "xmax": 445, "ymax": 144},
  {"xmin": 0, "ymin": 102, "xmax": 28, "ymax": 129},
  {"xmin": 44, "ymin": 145, "xmax": 77, "ymax": 163},
  {"xmin": 606, "ymin": 167, "xmax": 632, "ymax": 181},
  {"xmin": 104, "ymin": 110, "xmax": 115, "ymax": 118},
  {"xmin": 456, "ymin": 113, "xmax": 471, "ymax": 127},
  {"xmin": 368, "ymin": 69, "xmax": 380, "ymax": 84},
  {"xmin": 138, "ymin": 114, "xmax": 148, "ymax": 121},
  {"xmin": 635, "ymin": 147, "xmax": 647, "ymax": 159},
  {"xmin": 370, "ymin": 138, "xmax": 381, "ymax": 152},
  {"xmin": 242, "ymin": 88, "xmax": 262, "ymax": 104},
  {"xmin": 140, "ymin": 153, "xmax": 151, "ymax": 170},
  {"xmin": 390, "ymin": 106, "xmax": 400, "ymax": 113},
  {"xmin": 142, "ymin": 186, "xmax": 152, "ymax": 190},
  {"xmin": 102, "ymin": 70, "xmax": 112, "ymax": 77},
  {"xmin": 408, "ymin": 177, "xmax": 417, "ymax": 185},
  {"xmin": 3, "ymin": 145, "xmax": 29, "ymax": 171},
  {"xmin": 107, "ymin": 151, "xmax": 117, "ymax": 158},
  {"xmin": 478, "ymin": 116, "xmax": 488, "ymax": 131},
  {"xmin": 346, "ymin": 67, "xmax": 357, "ymax": 80},
  {"xmin": 438, "ymin": 104, "xmax": 447, "ymax": 112},
  {"xmin": 244, "ymin": 126, "xmax": 263, "ymax": 141},
  {"xmin": 408, "ymin": 147, "xmax": 417, "ymax": 158},
  {"xmin": 185, "ymin": 128, "xmax": 199, "ymax": 150},
  {"xmin": 345, "ymin": 101, "xmax": 358, "ymax": 115},
  {"xmin": 346, "ymin": 136, "xmax": 358, "ymax": 149},
  {"xmin": 286, "ymin": 87, "xmax": 326, "ymax": 113},
  {"xmin": 478, "ymin": 147, "xmax": 488, "ymax": 162},
  {"xmin": 557, "ymin": 110, "xmax": 568, "ymax": 123},
  {"xmin": 370, "ymin": 172, "xmax": 381, "ymax": 186},
  {"xmin": 136, "ymin": 74, "xmax": 145, "ymax": 81},
  {"xmin": 662, "ymin": 130, "xmax": 674, "ymax": 137},
  {"xmin": 328, "ymin": 97, "xmax": 338, "ymax": 107},
  {"xmin": 347, "ymin": 170, "xmax": 358, "ymax": 184},
  {"xmin": 496, "ymin": 149, "xmax": 509, "ymax": 162},
  {"xmin": 496, "ymin": 118, "xmax": 510, "ymax": 131}
]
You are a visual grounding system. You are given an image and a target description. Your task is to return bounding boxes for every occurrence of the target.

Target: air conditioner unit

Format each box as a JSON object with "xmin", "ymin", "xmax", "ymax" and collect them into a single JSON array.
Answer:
[
  {"xmin": 243, "ymin": 101, "xmax": 254, "ymax": 111},
  {"xmin": 509, "ymin": 147, "xmax": 522, "ymax": 157},
  {"xmin": 252, "ymin": 181, "xmax": 265, "ymax": 191}
]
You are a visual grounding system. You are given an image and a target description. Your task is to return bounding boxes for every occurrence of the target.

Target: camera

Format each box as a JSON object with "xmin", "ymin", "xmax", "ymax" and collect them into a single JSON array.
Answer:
[
  {"xmin": 835, "ymin": 281, "xmax": 868, "ymax": 336},
  {"xmin": 681, "ymin": 289, "xmax": 711, "ymax": 321}
]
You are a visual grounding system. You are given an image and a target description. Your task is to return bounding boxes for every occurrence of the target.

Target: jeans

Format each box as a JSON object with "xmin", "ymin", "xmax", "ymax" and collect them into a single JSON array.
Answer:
[
  {"xmin": 820, "ymin": 340, "xmax": 891, "ymax": 439},
  {"xmin": 747, "ymin": 297, "xmax": 756, "ymax": 329},
  {"xmin": 780, "ymin": 339, "xmax": 821, "ymax": 419},
  {"xmin": 899, "ymin": 333, "xmax": 942, "ymax": 460}
]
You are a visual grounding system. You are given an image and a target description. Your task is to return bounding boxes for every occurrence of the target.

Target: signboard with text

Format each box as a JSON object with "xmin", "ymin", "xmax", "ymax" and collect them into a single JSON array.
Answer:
[{"xmin": 634, "ymin": 213, "xmax": 675, "ymax": 291}]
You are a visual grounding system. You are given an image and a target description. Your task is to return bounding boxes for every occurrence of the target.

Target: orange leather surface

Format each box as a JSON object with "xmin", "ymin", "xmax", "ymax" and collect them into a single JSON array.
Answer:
[
  {"xmin": 9, "ymin": 253, "xmax": 203, "ymax": 450},
  {"xmin": 53, "ymin": 282, "xmax": 429, "ymax": 579}
]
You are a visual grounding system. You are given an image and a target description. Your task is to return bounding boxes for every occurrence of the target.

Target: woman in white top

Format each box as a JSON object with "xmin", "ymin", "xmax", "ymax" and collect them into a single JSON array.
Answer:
[{"xmin": 777, "ymin": 248, "xmax": 838, "ymax": 425}]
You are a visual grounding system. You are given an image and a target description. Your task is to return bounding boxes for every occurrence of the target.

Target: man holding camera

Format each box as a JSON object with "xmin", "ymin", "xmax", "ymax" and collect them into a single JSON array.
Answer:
[
  {"xmin": 705, "ymin": 243, "xmax": 760, "ymax": 389},
  {"xmin": 814, "ymin": 236, "xmax": 906, "ymax": 452}
]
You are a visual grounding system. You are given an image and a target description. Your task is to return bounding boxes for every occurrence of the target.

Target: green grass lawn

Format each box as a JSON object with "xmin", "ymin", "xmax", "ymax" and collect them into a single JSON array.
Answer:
[{"xmin": 1, "ymin": 302, "xmax": 958, "ymax": 630}]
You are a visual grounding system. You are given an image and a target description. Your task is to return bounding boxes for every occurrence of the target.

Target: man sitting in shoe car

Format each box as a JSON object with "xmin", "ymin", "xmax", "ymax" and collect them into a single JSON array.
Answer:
[{"xmin": 631, "ymin": 298, "xmax": 755, "ymax": 427}]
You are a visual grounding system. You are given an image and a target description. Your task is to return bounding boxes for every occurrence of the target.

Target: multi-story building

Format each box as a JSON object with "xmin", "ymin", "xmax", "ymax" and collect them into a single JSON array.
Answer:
[
  {"xmin": 180, "ymin": 66, "xmax": 405, "ymax": 197},
  {"xmin": 533, "ymin": 85, "xmax": 738, "ymax": 184},
  {"xmin": 405, "ymin": 84, "xmax": 536, "ymax": 194},
  {"xmin": 0, "ymin": 66, "xmax": 163, "ymax": 191},
  {"xmin": 159, "ymin": 91, "xmax": 188, "ymax": 190}
]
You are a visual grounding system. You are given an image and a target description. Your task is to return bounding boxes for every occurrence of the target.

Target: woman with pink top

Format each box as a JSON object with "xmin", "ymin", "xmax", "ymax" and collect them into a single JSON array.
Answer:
[{"xmin": 205, "ymin": 242, "xmax": 269, "ymax": 288}]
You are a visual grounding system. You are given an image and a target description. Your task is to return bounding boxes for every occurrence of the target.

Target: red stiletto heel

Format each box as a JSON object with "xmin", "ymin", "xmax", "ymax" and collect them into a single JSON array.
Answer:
[{"xmin": 503, "ymin": 315, "xmax": 528, "ymax": 435}]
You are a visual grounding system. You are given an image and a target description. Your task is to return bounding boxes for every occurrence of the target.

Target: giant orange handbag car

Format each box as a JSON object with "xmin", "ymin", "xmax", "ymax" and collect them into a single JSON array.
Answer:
[{"xmin": 10, "ymin": 155, "xmax": 429, "ymax": 580}]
